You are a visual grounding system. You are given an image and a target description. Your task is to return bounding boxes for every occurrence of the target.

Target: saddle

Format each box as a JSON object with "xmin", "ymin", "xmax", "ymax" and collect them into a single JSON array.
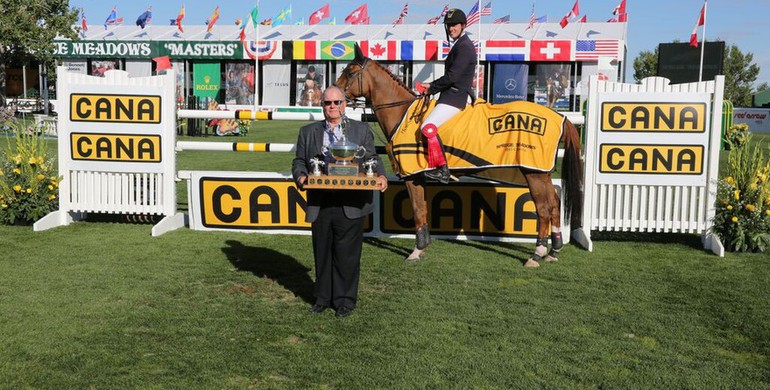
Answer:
[{"xmin": 386, "ymin": 99, "xmax": 566, "ymax": 181}]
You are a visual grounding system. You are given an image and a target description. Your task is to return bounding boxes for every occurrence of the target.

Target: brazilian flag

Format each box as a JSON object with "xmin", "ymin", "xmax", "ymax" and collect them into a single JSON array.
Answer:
[{"xmin": 320, "ymin": 41, "xmax": 355, "ymax": 60}]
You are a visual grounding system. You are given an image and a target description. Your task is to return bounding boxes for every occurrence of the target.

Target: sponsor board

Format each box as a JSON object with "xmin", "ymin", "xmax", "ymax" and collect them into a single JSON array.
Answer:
[
  {"xmin": 488, "ymin": 110, "xmax": 548, "ymax": 136},
  {"xmin": 70, "ymin": 94, "xmax": 161, "ymax": 123},
  {"xmin": 70, "ymin": 133, "xmax": 161, "ymax": 162},
  {"xmin": 599, "ymin": 144, "xmax": 703, "ymax": 175},
  {"xmin": 601, "ymin": 102, "xmax": 706, "ymax": 132}
]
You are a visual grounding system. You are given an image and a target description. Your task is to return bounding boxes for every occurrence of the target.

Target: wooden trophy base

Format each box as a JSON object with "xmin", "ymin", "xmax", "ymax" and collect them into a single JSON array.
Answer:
[{"xmin": 304, "ymin": 174, "xmax": 381, "ymax": 190}]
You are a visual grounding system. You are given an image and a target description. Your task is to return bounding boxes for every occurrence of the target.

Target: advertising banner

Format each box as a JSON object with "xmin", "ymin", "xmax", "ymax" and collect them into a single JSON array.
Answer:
[
  {"xmin": 262, "ymin": 61, "xmax": 291, "ymax": 106},
  {"xmin": 193, "ymin": 62, "xmax": 220, "ymax": 98},
  {"xmin": 492, "ymin": 63, "xmax": 528, "ymax": 104}
]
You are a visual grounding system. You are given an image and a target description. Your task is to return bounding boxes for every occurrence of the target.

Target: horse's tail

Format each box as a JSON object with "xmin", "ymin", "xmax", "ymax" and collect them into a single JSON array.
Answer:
[{"xmin": 560, "ymin": 119, "xmax": 584, "ymax": 229}]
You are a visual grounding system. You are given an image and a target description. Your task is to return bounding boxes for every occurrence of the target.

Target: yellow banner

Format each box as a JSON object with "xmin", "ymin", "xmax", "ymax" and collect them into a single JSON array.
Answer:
[
  {"xmin": 601, "ymin": 102, "xmax": 706, "ymax": 132},
  {"xmin": 599, "ymin": 144, "xmax": 704, "ymax": 174},
  {"xmin": 70, "ymin": 94, "xmax": 161, "ymax": 123},
  {"xmin": 381, "ymin": 183, "xmax": 542, "ymax": 237},
  {"xmin": 70, "ymin": 133, "xmax": 161, "ymax": 162}
]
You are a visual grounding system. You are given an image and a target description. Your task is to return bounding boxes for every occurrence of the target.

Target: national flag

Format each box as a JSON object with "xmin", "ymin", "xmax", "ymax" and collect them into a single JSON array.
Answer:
[
  {"xmin": 442, "ymin": 40, "xmax": 480, "ymax": 59},
  {"xmin": 239, "ymin": 26, "xmax": 247, "ymax": 42},
  {"xmin": 577, "ymin": 15, "xmax": 586, "ymax": 23},
  {"xmin": 530, "ymin": 40, "xmax": 571, "ymax": 61},
  {"xmin": 292, "ymin": 40, "xmax": 319, "ymax": 60},
  {"xmin": 175, "ymin": 6, "xmax": 185, "ymax": 33},
  {"xmin": 135, "ymin": 7, "xmax": 152, "ymax": 29},
  {"xmin": 536, "ymin": 16, "xmax": 547, "ymax": 23},
  {"xmin": 104, "ymin": 7, "xmax": 117, "ymax": 29},
  {"xmin": 493, "ymin": 15, "xmax": 510, "ymax": 24},
  {"xmin": 309, "ymin": 4, "xmax": 330, "ymax": 25},
  {"xmin": 328, "ymin": 17, "xmax": 337, "ymax": 25},
  {"xmin": 466, "ymin": 2, "xmax": 492, "ymax": 27},
  {"xmin": 484, "ymin": 40, "xmax": 527, "ymax": 61},
  {"xmin": 575, "ymin": 39, "xmax": 620, "ymax": 61},
  {"xmin": 250, "ymin": 6, "xmax": 259, "ymax": 27},
  {"xmin": 321, "ymin": 41, "xmax": 355, "ymax": 60},
  {"xmin": 690, "ymin": 3, "xmax": 705, "ymax": 47},
  {"xmin": 392, "ymin": 3, "xmax": 408, "ymax": 27},
  {"xmin": 526, "ymin": 3, "xmax": 535, "ymax": 30},
  {"xmin": 295, "ymin": 18, "xmax": 304, "ymax": 25},
  {"xmin": 427, "ymin": 4, "xmax": 449, "ymax": 24},
  {"xmin": 345, "ymin": 4, "xmax": 368, "ymax": 25},
  {"xmin": 81, "ymin": 13, "xmax": 88, "ymax": 33},
  {"xmin": 152, "ymin": 56, "xmax": 172, "ymax": 71},
  {"xmin": 559, "ymin": 0, "xmax": 579, "ymax": 28},
  {"xmin": 400, "ymin": 40, "xmax": 439, "ymax": 60},
  {"xmin": 363, "ymin": 40, "xmax": 399, "ymax": 61},
  {"xmin": 261, "ymin": 18, "xmax": 272, "ymax": 26},
  {"xmin": 612, "ymin": 0, "xmax": 627, "ymax": 22},
  {"xmin": 206, "ymin": 6, "xmax": 220, "ymax": 32},
  {"xmin": 274, "ymin": 5, "xmax": 292, "ymax": 26}
]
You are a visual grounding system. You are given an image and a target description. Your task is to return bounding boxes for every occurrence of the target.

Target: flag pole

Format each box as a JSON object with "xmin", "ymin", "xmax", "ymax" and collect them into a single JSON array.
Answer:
[
  {"xmin": 698, "ymin": 0, "xmax": 707, "ymax": 82},
  {"xmin": 254, "ymin": 0, "xmax": 260, "ymax": 108},
  {"xmin": 475, "ymin": 0, "xmax": 481, "ymax": 99}
]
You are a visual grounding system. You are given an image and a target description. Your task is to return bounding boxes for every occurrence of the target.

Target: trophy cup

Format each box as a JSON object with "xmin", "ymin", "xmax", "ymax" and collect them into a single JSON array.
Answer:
[{"xmin": 304, "ymin": 135, "xmax": 382, "ymax": 190}]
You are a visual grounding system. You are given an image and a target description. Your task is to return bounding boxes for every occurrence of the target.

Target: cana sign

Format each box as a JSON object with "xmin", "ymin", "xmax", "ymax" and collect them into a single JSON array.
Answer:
[
  {"xmin": 599, "ymin": 144, "xmax": 703, "ymax": 174},
  {"xmin": 70, "ymin": 94, "xmax": 161, "ymax": 123},
  {"xmin": 70, "ymin": 133, "xmax": 162, "ymax": 162},
  {"xmin": 601, "ymin": 102, "xmax": 706, "ymax": 132}
]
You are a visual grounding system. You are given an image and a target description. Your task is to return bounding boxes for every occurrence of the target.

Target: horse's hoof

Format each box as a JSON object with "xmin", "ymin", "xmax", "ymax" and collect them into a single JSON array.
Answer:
[
  {"xmin": 545, "ymin": 255, "xmax": 559, "ymax": 263},
  {"xmin": 405, "ymin": 254, "xmax": 424, "ymax": 264},
  {"xmin": 524, "ymin": 259, "xmax": 540, "ymax": 268}
]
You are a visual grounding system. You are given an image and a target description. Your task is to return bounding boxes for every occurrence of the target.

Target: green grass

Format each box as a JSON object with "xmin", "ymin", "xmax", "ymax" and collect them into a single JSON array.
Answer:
[{"xmin": 1, "ymin": 123, "xmax": 769, "ymax": 388}]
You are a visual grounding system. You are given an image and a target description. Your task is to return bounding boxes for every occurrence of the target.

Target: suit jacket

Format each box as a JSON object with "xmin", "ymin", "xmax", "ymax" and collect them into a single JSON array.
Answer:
[
  {"xmin": 427, "ymin": 33, "xmax": 476, "ymax": 109},
  {"xmin": 292, "ymin": 119, "xmax": 386, "ymax": 223}
]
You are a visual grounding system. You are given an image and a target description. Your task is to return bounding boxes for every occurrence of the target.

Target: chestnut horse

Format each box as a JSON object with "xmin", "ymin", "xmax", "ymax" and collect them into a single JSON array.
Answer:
[{"xmin": 335, "ymin": 47, "xmax": 583, "ymax": 267}]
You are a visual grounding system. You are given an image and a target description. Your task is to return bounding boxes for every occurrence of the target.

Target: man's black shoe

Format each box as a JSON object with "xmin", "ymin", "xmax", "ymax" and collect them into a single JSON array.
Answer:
[
  {"xmin": 309, "ymin": 304, "xmax": 328, "ymax": 314},
  {"xmin": 424, "ymin": 165, "xmax": 450, "ymax": 184},
  {"xmin": 335, "ymin": 306, "xmax": 354, "ymax": 318}
]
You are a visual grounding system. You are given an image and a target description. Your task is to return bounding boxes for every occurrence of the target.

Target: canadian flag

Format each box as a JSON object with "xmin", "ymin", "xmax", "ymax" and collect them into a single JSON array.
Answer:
[
  {"xmin": 309, "ymin": 3, "xmax": 330, "ymax": 25},
  {"xmin": 690, "ymin": 3, "xmax": 705, "ymax": 47},
  {"xmin": 612, "ymin": 0, "xmax": 627, "ymax": 21},
  {"xmin": 559, "ymin": 0, "xmax": 580, "ymax": 28}
]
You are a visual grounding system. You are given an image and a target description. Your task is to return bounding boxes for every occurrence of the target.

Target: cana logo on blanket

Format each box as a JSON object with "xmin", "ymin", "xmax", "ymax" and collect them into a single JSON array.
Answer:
[{"xmin": 488, "ymin": 111, "xmax": 548, "ymax": 136}]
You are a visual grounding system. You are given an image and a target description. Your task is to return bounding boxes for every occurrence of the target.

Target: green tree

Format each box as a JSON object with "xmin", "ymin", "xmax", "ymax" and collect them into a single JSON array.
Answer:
[
  {"xmin": 632, "ymin": 43, "xmax": 762, "ymax": 106},
  {"xmin": 632, "ymin": 48, "xmax": 658, "ymax": 82},
  {"xmin": 0, "ymin": 0, "xmax": 79, "ymax": 106}
]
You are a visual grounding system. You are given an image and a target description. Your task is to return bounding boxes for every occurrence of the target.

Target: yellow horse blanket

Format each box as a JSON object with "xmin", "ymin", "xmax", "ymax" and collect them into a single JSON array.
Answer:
[{"xmin": 386, "ymin": 99, "xmax": 566, "ymax": 178}]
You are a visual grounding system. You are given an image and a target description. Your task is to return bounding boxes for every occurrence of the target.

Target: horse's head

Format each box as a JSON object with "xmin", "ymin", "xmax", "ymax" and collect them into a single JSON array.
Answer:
[{"xmin": 335, "ymin": 43, "xmax": 370, "ymax": 102}]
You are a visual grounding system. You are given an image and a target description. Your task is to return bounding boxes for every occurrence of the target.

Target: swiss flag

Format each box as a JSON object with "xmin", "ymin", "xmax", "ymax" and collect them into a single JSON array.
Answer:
[
  {"xmin": 530, "ymin": 40, "xmax": 572, "ymax": 61},
  {"xmin": 309, "ymin": 4, "xmax": 330, "ymax": 25}
]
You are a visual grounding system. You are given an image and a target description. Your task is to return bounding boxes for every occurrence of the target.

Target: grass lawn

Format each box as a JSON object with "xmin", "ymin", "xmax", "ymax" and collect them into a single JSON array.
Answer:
[{"xmin": 0, "ymin": 122, "xmax": 769, "ymax": 388}]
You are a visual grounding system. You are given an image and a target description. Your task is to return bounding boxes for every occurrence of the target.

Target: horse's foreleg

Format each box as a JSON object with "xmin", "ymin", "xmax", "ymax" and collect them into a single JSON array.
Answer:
[
  {"xmin": 405, "ymin": 178, "xmax": 429, "ymax": 262},
  {"xmin": 545, "ymin": 190, "xmax": 563, "ymax": 263}
]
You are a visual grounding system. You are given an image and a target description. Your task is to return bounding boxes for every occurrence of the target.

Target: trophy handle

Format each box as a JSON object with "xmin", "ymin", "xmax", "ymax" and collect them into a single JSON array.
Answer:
[{"xmin": 354, "ymin": 145, "xmax": 366, "ymax": 160}]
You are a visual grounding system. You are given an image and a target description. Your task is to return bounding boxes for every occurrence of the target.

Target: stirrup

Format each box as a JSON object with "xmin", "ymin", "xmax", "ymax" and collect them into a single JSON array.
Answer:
[{"xmin": 424, "ymin": 165, "xmax": 450, "ymax": 184}]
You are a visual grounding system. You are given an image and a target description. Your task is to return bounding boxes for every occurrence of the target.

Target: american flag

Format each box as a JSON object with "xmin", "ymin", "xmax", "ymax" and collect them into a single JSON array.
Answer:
[
  {"xmin": 575, "ymin": 39, "xmax": 620, "ymax": 61},
  {"xmin": 466, "ymin": 2, "xmax": 491, "ymax": 27},
  {"xmin": 493, "ymin": 15, "xmax": 509, "ymax": 24},
  {"xmin": 427, "ymin": 4, "xmax": 449, "ymax": 24},
  {"xmin": 526, "ymin": 3, "xmax": 535, "ymax": 30}
]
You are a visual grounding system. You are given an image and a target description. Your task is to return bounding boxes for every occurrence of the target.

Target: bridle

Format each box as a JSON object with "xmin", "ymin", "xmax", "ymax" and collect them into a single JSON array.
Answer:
[{"xmin": 340, "ymin": 58, "xmax": 420, "ymax": 113}]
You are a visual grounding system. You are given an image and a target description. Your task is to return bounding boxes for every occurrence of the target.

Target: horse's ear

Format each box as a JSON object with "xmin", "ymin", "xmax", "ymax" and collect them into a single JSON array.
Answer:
[{"xmin": 353, "ymin": 43, "xmax": 365, "ymax": 64}]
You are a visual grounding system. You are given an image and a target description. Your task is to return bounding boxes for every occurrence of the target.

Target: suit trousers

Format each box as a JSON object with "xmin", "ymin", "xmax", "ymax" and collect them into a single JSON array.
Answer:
[{"xmin": 311, "ymin": 205, "xmax": 365, "ymax": 309}]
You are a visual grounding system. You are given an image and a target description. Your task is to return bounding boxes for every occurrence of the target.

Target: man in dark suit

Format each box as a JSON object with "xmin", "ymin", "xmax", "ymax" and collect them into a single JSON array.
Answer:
[
  {"xmin": 419, "ymin": 8, "xmax": 476, "ymax": 183},
  {"xmin": 292, "ymin": 86, "xmax": 388, "ymax": 318}
]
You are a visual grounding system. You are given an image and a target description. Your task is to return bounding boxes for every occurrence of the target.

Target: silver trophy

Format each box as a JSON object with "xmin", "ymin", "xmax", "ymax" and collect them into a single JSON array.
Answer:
[
  {"xmin": 362, "ymin": 158, "xmax": 378, "ymax": 177},
  {"xmin": 324, "ymin": 136, "xmax": 366, "ymax": 176}
]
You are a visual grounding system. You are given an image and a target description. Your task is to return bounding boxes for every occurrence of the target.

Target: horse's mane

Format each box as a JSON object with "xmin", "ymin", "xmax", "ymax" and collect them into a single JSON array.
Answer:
[{"xmin": 366, "ymin": 59, "xmax": 417, "ymax": 97}]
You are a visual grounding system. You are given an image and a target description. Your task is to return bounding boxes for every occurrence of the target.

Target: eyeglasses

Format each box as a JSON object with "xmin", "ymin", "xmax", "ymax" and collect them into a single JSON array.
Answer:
[{"xmin": 323, "ymin": 100, "xmax": 344, "ymax": 106}]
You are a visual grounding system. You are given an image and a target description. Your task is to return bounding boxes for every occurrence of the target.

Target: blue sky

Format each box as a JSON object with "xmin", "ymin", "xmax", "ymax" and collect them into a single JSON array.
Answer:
[{"xmin": 70, "ymin": 0, "xmax": 770, "ymax": 87}]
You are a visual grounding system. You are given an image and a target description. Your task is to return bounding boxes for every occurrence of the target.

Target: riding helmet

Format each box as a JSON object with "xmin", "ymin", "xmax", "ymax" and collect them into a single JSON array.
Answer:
[{"xmin": 444, "ymin": 8, "xmax": 467, "ymax": 25}]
